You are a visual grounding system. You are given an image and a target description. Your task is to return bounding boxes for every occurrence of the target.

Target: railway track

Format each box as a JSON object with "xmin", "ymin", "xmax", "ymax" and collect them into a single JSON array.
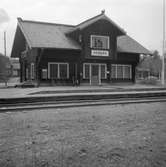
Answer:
[{"xmin": 1, "ymin": 93, "xmax": 166, "ymax": 112}]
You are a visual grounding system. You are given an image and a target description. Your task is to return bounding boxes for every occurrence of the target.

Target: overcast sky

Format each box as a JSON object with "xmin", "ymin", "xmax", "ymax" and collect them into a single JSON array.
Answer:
[{"xmin": 0, "ymin": 0, "xmax": 164, "ymax": 56}]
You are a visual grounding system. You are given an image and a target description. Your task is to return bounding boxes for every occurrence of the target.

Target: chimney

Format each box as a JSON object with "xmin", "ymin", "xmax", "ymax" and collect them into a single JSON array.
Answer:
[
  {"xmin": 17, "ymin": 17, "xmax": 22, "ymax": 22},
  {"xmin": 101, "ymin": 9, "xmax": 105, "ymax": 14}
]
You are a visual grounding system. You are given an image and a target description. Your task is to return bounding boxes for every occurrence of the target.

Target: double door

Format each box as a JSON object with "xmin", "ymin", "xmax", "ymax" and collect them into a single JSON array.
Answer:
[{"xmin": 84, "ymin": 63, "xmax": 107, "ymax": 85}]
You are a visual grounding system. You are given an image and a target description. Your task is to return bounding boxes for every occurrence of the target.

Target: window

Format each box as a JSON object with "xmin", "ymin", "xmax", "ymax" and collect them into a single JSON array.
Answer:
[
  {"xmin": 117, "ymin": 65, "xmax": 123, "ymax": 78},
  {"xmin": 124, "ymin": 65, "xmax": 131, "ymax": 79},
  {"xmin": 48, "ymin": 63, "xmax": 69, "ymax": 79},
  {"xmin": 111, "ymin": 64, "xmax": 116, "ymax": 79},
  {"xmin": 100, "ymin": 64, "xmax": 107, "ymax": 79},
  {"xmin": 111, "ymin": 64, "xmax": 132, "ymax": 79},
  {"xmin": 49, "ymin": 63, "xmax": 58, "ymax": 79},
  {"xmin": 83, "ymin": 63, "xmax": 107, "ymax": 79},
  {"xmin": 59, "ymin": 64, "xmax": 68, "ymax": 79},
  {"xmin": 91, "ymin": 35, "xmax": 109, "ymax": 49},
  {"xmin": 31, "ymin": 63, "xmax": 35, "ymax": 79},
  {"xmin": 83, "ymin": 64, "xmax": 90, "ymax": 79}
]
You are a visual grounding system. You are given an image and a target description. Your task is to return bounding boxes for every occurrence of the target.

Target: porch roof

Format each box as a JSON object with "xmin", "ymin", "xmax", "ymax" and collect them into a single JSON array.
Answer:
[{"xmin": 117, "ymin": 35, "xmax": 152, "ymax": 55}]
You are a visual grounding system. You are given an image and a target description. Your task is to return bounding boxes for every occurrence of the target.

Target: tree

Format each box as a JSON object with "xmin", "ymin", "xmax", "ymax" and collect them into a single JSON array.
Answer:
[
  {"xmin": 150, "ymin": 50, "xmax": 162, "ymax": 77},
  {"xmin": 0, "ymin": 53, "xmax": 11, "ymax": 86},
  {"xmin": 137, "ymin": 50, "xmax": 162, "ymax": 79}
]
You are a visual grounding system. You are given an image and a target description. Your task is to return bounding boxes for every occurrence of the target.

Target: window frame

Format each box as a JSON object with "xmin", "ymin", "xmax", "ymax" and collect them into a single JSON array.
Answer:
[
  {"xmin": 100, "ymin": 64, "xmax": 107, "ymax": 79},
  {"xmin": 123, "ymin": 64, "xmax": 132, "ymax": 79},
  {"xmin": 111, "ymin": 64, "xmax": 132, "ymax": 79},
  {"xmin": 48, "ymin": 62, "xmax": 69, "ymax": 79},
  {"xmin": 90, "ymin": 35, "xmax": 110, "ymax": 49},
  {"xmin": 83, "ymin": 63, "xmax": 90, "ymax": 79},
  {"xmin": 31, "ymin": 63, "xmax": 35, "ymax": 79},
  {"xmin": 83, "ymin": 63, "xmax": 107, "ymax": 80}
]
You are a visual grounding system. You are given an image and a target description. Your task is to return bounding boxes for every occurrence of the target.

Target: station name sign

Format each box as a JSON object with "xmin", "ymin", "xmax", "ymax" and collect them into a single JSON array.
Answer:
[{"xmin": 91, "ymin": 50, "xmax": 109, "ymax": 57}]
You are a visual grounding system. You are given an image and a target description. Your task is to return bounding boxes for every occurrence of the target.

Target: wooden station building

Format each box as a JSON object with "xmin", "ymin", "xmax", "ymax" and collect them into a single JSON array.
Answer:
[{"xmin": 11, "ymin": 11, "xmax": 151, "ymax": 86}]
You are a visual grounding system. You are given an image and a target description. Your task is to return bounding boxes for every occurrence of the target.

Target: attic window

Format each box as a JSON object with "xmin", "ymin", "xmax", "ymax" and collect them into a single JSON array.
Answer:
[{"xmin": 91, "ymin": 35, "xmax": 109, "ymax": 49}]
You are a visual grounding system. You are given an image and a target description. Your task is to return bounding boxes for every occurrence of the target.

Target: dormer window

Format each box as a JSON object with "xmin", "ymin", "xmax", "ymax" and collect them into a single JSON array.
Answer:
[{"xmin": 90, "ymin": 35, "xmax": 109, "ymax": 49}]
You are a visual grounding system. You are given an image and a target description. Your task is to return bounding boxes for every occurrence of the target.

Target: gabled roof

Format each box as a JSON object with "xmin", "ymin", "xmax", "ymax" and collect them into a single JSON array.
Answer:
[
  {"xmin": 11, "ymin": 13, "xmax": 151, "ymax": 57},
  {"xmin": 117, "ymin": 35, "xmax": 152, "ymax": 55},
  {"xmin": 70, "ymin": 11, "xmax": 126, "ymax": 35},
  {"xmin": 17, "ymin": 18, "xmax": 81, "ymax": 50}
]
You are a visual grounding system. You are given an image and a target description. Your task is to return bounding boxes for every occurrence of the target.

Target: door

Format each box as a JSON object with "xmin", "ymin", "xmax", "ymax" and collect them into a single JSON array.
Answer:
[{"xmin": 91, "ymin": 64, "xmax": 100, "ymax": 85}]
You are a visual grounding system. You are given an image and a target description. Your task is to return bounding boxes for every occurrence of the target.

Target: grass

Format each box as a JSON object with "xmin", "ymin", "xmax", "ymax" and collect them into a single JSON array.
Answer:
[{"xmin": 0, "ymin": 103, "xmax": 166, "ymax": 166}]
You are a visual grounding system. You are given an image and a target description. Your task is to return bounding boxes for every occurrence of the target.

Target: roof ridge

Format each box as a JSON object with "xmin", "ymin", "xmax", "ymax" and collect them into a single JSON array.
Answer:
[
  {"xmin": 70, "ymin": 12, "xmax": 126, "ymax": 34},
  {"xmin": 18, "ymin": 18, "xmax": 76, "ymax": 27},
  {"xmin": 76, "ymin": 13, "xmax": 103, "ymax": 27}
]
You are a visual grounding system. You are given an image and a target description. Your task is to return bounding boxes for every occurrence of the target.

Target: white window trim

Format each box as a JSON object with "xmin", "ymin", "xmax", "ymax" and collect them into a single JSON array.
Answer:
[
  {"xmin": 111, "ymin": 64, "xmax": 117, "ymax": 79},
  {"xmin": 83, "ymin": 63, "xmax": 107, "ymax": 85},
  {"xmin": 111, "ymin": 64, "xmax": 132, "ymax": 79},
  {"xmin": 31, "ymin": 63, "xmax": 35, "ymax": 79},
  {"xmin": 100, "ymin": 64, "xmax": 107, "ymax": 79},
  {"xmin": 117, "ymin": 64, "xmax": 123, "ymax": 79},
  {"xmin": 48, "ymin": 62, "xmax": 69, "ymax": 79},
  {"xmin": 83, "ymin": 63, "xmax": 90, "ymax": 79},
  {"xmin": 90, "ymin": 35, "xmax": 110, "ymax": 49},
  {"xmin": 124, "ymin": 64, "xmax": 132, "ymax": 79}
]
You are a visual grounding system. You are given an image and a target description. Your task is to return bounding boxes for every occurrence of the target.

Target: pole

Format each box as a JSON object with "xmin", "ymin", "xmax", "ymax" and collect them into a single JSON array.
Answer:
[
  {"xmin": 4, "ymin": 31, "xmax": 6, "ymax": 56},
  {"xmin": 162, "ymin": 0, "xmax": 165, "ymax": 85}
]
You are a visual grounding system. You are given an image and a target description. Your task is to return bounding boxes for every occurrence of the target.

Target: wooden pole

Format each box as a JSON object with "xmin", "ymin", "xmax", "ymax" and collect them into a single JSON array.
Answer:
[
  {"xmin": 4, "ymin": 31, "xmax": 6, "ymax": 56},
  {"xmin": 162, "ymin": 0, "xmax": 165, "ymax": 85}
]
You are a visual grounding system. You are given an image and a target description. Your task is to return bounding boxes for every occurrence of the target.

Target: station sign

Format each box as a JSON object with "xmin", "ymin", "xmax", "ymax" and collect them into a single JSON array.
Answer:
[{"xmin": 91, "ymin": 50, "xmax": 109, "ymax": 57}]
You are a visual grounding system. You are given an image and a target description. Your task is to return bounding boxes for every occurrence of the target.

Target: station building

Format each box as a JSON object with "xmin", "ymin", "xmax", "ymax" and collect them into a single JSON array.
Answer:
[{"xmin": 11, "ymin": 11, "xmax": 151, "ymax": 86}]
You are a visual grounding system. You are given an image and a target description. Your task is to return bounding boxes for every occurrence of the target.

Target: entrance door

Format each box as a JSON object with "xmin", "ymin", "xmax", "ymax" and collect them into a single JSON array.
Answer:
[{"xmin": 91, "ymin": 64, "xmax": 100, "ymax": 85}]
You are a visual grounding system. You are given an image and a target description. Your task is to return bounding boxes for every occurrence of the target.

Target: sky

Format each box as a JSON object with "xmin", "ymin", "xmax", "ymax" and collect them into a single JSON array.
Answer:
[{"xmin": 0, "ymin": 0, "xmax": 164, "ymax": 56}]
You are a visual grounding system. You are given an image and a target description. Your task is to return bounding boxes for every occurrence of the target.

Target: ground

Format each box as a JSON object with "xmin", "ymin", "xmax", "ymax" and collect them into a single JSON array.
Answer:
[{"xmin": 0, "ymin": 103, "xmax": 166, "ymax": 167}]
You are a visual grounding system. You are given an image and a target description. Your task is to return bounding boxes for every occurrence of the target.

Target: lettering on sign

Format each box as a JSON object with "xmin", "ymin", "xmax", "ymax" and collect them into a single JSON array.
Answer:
[{"xmin": 91, "ymin": 50, "xmax": 109, "ymax": 56}]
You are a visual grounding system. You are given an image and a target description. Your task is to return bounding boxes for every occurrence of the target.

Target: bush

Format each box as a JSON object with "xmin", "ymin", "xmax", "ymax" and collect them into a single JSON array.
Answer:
[
  {"xmin": 0, "ymin": 72, "xmax": 11, "ymax": 86},
  {"xmin": 138, "ymin": 76, "xmax": 159, "ymax": 85}
]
